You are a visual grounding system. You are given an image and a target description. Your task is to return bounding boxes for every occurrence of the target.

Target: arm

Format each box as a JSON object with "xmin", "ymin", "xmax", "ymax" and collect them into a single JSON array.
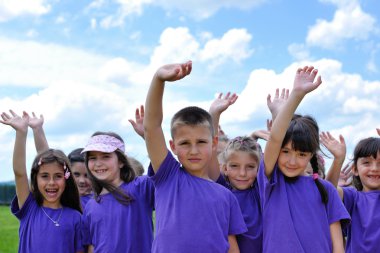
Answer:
[
  {"xmin": 0, "ymin": 110, "xmax": 30, "ymax": 208},
  {"xmin": 208, "ymin": 92, "xmax": 238, "ymax": 181},
  {"xmin": 28, "ymin": 112, "xmax": 49, "ymax": 153},
  {"xmin": 264, "ymin": 66, "xmax": 322, "ymax": 177},
  {"xmin": 227, "ymin": 235, "xmax": 240, "ymax": 253},
  {"xmin": 128, "ymin": 105, "xmax": 145, "ymax": 140},
  {"xmin": 87, "ymin": 245, "xmax": 94, "ymax": 253},
  {"xmin": 377, "ymin": 128, "xmax": 380, "ymax": 136},
  {"xmin": 321, "ymin": 131, "xmax": 346, "ymax": 200},
  {"xmin": 330, "ymin": 221, "xmax": 345, "ymax": 253},
  {"xmin": 144, "ymin": 61, "xmax": 192, "ymax": 172}
]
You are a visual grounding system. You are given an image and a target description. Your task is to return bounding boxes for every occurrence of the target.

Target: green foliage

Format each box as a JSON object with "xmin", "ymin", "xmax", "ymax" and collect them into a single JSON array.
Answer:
[
  {"xmin": 0, "ymin": 181, "xmax": 15, "ymax": 205},
  {"xmin": 0, "ymin": 205, "xmax": 19, "ymax": 253}
]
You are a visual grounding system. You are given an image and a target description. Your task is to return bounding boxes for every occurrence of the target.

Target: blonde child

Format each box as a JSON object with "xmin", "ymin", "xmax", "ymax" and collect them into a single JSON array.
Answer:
[
  {"xmin": 144, "ymin": 61, "xmax": 247, "ymax": 253},
  {"xmin": 321, "ymin": 131, "xmax": 380, "ymax": 252},
  {"xmin": 81, "ymin": 131, "xmax": 154, "ymax": 253},
  {"xmin": 258, "ymin": 66, "xmax": 350, "ymax": 252},
  {"xmin": 1, "ymin": 110, "xmax": 83, "ymax": 253}
]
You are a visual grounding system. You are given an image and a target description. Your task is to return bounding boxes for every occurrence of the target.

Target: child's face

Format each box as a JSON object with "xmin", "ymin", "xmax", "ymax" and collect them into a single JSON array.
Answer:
[
  {"xmin": 71, "ymin": 162, "xmax": 92, "ymax": 196},
  {"xmin": 278, "ymin": 142, "xmax": 312, "ymax": 177},
  {"xmin": 224, "ymin": 151, "xmax": 258, "ymax": 190},
  {"xmin": 37, "ymin": 162, "xmax": 66, "ymax": 208},
  {"xmin": 354, "ymin": 152, "xmax": 380, "ymax": 191},
  {"xmin": 170, "ymin": 124, "xmax": 216, "ymax": 178},
  {"xmin": 87, "ymin": 151, "xmax": 123, "ymax": 186}
]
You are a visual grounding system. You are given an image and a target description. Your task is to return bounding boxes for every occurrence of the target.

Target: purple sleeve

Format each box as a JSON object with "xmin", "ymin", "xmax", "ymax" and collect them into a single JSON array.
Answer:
[
  {"xmin": 11, "ymin": 192, "xmax": 33, "ymax": 220},
  {"xmin": 151, "ymin": 151, "xmax": 179, "ymax": 187},
  {"xmin": 216, "ymin": 174, "xmax": 229, "ymax": 188},
  {"xmin": 228, "ymin": 193, "xmax": 248, "ymax": 235},
  {"xmin": 342, "ymin": 186, "xmax": 356, "ymax": 214},
  {"xmin": 138, "ymin": 176, "xmax": 155, "ymax": 208},
  {"xmin": 75, "ymin": 214, "xmax": 84, "ymax": 252},
  {"xmin": 257, "ymin": 159, "xmax": 278, "ymax": 209},
  {"xmin": 147, "ymin": 163, "xmax": 155, "ymax": 177},
  {"xmin": 324, "ymin": 181, "xmax": 351, "ymax": 225}
]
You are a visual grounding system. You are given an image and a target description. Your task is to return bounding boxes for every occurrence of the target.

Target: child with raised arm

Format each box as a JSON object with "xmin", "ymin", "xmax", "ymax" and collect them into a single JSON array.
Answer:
[
  {"xmin": 81, "ymin": 131, "xmax": 154, "ymax": 253},
  {"xmin": 258, "ymin": 66, "xmax": 350, "ymax": 253},
  {"xmin": 144, "ymin": 61, "xmax": 247, "ymax": 253},
  {"xmin": 321, "ymin": 132, "xmax": 380, "ymax": 253},
  {"xmin": 1, "ymin": 110, "xmax": 83, "ymax": 253}
]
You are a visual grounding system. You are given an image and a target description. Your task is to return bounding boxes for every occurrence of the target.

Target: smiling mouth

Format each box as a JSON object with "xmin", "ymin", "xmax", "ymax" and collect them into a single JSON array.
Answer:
[
  {"xmin": 45, "ymin": 189, "xmax": 58, "ymax": 197},
  {"xmin": 368, "ymin": 175, "xmax": 380, "ymax": 179},
  {"xmin": 95, "ymin": 169, "xmax": 107, "ymax": 174}
]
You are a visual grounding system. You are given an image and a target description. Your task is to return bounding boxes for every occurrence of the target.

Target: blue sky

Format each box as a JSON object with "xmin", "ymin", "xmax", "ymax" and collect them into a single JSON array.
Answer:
[{"xmin": 0, "ymin": 0, "xmax": 379, "ymax": 181}]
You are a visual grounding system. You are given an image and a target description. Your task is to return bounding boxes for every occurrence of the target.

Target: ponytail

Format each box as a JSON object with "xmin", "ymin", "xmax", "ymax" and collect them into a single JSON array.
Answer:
[{"xmin": 310, "ymin": 155, "xmax": 328, "ymax": 204}]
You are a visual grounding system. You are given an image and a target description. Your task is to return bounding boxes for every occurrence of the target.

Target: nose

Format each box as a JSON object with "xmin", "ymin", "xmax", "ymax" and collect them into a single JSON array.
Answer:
[
  {"xmin": 78, "ymin": 176, "xmax": 85, "ymax": 183},
  {"xmin": 48, "ymin": 176, "xmax": 55, "ymax": 185},
  {"xmin": 239, "ymin": 167, "xmax": 247, "ymax": 176},
  {"xmin": 190, "ymin": 144, "xmax": 199, "ymax": 154},
  {"xmin": 288, "ymin": 154, "xmax": 297, "ymax": 166}
]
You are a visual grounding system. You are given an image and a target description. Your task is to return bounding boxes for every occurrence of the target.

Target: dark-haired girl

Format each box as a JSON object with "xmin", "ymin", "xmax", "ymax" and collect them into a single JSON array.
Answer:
[
  {"xmin": 1, "ymin": 110, "xmax": 83, "ymax": 253},
  {"xmin": 257, "ymin": 67, "xmax": 350, "ymax": 253},
  {"xmin": 81, "ymin": 132, "xmax": 154, "ymax": 253}
]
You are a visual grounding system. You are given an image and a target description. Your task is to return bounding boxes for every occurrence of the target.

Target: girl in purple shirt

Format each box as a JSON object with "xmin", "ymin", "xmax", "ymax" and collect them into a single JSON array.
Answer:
[
  {"xmin": 81, "ymin": 131, "xmax": 155, "ymax": 253},
  {"xmin": 322, "ymin": 132, "xmax": 380, "ymax": 253},
  {"xmin": 258, "ymin": 66, "xmax": 349, "ymax": 253},
  {"xmin": 1, "ymin": 110, "xmax": 83, "ymax": 253}
]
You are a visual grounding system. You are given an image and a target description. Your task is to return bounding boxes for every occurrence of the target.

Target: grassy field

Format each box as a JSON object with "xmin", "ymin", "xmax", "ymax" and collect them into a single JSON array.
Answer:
[{"xmin": 0, "ymin": 205, "xmax": 18, "ymax": 253}]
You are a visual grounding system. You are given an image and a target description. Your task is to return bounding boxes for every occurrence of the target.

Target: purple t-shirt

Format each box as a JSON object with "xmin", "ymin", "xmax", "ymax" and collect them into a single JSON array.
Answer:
[
  {"xmin": 82, "ymin": 176, "xmax": 155, "ymax": 253},
  {"xmin": 217, "ymin": 175, "xmax": 262, "ymax": 253},
  {"xmin": 342, "ymin": 187, "xmax": 380, "ymax": 253},
  {"xmin": 80, "ymin": 193, "xmax": 93, "ymax": 209},
  {"xmin": 151, "ymin": 151, "xmax": 247, "ymax": 253},
  {"xmin": 257, "ymin": 160, "xmax": 350, "ymax": 253},
  {"xmin": 11, "ymin": 193, "xmax": 83, "ymax": 253}
]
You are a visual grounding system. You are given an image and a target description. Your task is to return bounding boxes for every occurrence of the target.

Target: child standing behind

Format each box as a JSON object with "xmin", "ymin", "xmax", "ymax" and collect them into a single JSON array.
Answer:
[
  {"xmin": 258, "ymin": 66, "xmax": 350, "ymax": 252},
  {"xmin": 1, "ymin": 110, "xmax": 83, "ymax": 253},
  {"xmin": 144, "ymin": 61, "xmax": 247, "ymax": 253}
]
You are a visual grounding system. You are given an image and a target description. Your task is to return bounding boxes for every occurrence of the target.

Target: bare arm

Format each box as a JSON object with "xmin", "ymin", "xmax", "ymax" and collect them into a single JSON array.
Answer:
[
  {"xmin": 208, "ymin": 92, "xmax": 238, "ymax": 181},
  {"xmin": 87, "ymin": 245, "xmax": 94, "ymax": 253},
  {"xmin": 264, "ymin": 67, "xmax": 322, "ymax": 177},
  {"xmin": 0, "ymin": 110, "xmax": 30, "ymax": 208},
  {"xmin": 227, "ymin": 235, "xmax": 240, "ymax": 253},
  {"xmin": 321, "ymin": 131, "xmax": 346, "ymax": 200},
  {"xmin": 330, "ymin": 221, "xmax": 345, "ymax": 253},
  {"xmin": 28, "ymin": 112, "xmax": 49, "ymax": 153},
  {"xmin": 144, "ymin": 61, "xmax": 192, "ymax": 172}
]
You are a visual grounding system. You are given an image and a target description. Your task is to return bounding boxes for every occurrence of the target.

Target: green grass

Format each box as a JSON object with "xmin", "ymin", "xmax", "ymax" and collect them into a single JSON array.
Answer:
[{"xmin": 0, "ymin": 205, "xmax": 19, "ymax": 253}]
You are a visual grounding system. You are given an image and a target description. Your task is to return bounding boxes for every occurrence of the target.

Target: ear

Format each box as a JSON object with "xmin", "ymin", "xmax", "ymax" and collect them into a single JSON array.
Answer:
[
  {"xmin": 352, "ymin": 164, "xmax": 359, "ymax": 176},
  {"xmin": 212, "ymin": 135, "xmax": 218, "ymax": 152},
  {"xmin": 169, "ymin": 140, "xmax": 177, "ymax": 155},
  {"xmin": 222, "ymin": 163, "xmax": 228, "ymax": 176}
]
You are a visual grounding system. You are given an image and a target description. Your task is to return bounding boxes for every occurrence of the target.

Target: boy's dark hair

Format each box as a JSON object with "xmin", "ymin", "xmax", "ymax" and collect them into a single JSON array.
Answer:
[
  {"xmin": 84, "ymin": 131, "xmax": 136, "ymax": 205},
  {"xmin": 352, "ymin": 137, "xmax": 380, "ymax": 191},
  {"xmin": 68, "ymin": 148, "xmax": 85, "ymax": 164},
  {"xmin": 282, "ymin": 114, "xmax": 328, "ymax": 204},
  {"xmin": 170, "ymin": 106, "xmax": 214, "ymax": 138},
  {"xmin": 30, "ymin": 149, "xmax": 82, "ymax": 213}
]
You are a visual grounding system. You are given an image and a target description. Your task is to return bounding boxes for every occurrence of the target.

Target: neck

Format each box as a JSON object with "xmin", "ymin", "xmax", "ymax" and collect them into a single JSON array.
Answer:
[{"xmin": 42, "ymin": 201, "xmax": 62, "ymax": 209}]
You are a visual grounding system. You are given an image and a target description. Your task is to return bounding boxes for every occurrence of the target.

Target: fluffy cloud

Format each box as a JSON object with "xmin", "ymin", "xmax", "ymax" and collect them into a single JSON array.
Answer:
[
  {"xmin": 0, "ymin": 0, "xmax": 50, "ymax": 22},
  {"xmin": 306, "ymin": 2, "xmax": 377, "ymax": 49}
]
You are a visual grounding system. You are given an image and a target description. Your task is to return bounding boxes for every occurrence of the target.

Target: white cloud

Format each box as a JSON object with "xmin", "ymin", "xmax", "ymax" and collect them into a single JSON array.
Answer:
[
  {"xmin": 0, "ymin": 0, "xmax": 50, "ymax": 22},
  {"xmin": 55, "ymin": 15, "xmax": 66, "ymax": 24},
  {"xmin": 26, "ymin": 29, "xmax": 39, "ymax": 38},
  {"xmin": 306, "ymin": 2, "xmax": 377, "ymax": 49},
  {"xmin": 342, "ymin": 97, "xmax": 378, "ymax": 114},
  {"xmin": 90, "ymin": 18, "xmax": 97, "ymax": 29},
  {"xmin": 0, "ymin": 37, "xmax": 109, "ymax": 87},
  {"xmin": 199, "ymin": 28, "xmax": 253, "ymax": 68}
]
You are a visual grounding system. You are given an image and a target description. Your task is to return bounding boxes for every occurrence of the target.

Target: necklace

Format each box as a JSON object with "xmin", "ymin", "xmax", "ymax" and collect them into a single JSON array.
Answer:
[{"xmin": 41, "ymin": 207, "xmax": 63, "ymax": 227}]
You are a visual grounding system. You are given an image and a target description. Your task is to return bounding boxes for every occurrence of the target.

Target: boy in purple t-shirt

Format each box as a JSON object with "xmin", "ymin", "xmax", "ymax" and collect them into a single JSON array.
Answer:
[{"xmin": 144, "ymin": 60, "xmax": 247, "ymax": 253}]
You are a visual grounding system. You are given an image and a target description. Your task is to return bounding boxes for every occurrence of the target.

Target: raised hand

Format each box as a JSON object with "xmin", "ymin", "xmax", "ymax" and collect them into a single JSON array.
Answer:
[
  {"xmin": 377, "ymin": 128, "xmax": 380, "ymax": 136},
  {"xmin": 129, "ymin": 105, "xmax": 145, "ymax": 139},
  {"xmin": 267, "ymin": 88, "xmax": 289, "ymax": 119},
  {"xmin": 0, "ymin": 110, "xmax": 29, "ymax": 132},
  {"xmin": 28, "ymin": 112, "xmax": 44, "ymax": 129},
  {"xmin": 209, "ymin": 92, "xmax": 238, "ymax": 115},
  {"xmin": 338, "ymin": 162, "xmax": 353, "ymax": 187},
  {"xmin": 155, "ymin": 61, "xmax": 192, "ymax": 82},
  {"xmin": 293, "ymin": 66, "xmax": 322, "ymax": 94},
  {"xmin": 320, "ymin": 131, "xmax": 346, "ymax": 161}
]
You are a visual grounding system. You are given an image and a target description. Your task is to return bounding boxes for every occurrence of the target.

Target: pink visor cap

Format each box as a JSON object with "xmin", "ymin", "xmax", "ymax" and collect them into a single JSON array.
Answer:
[{"xmin": 82, "ymin": 135, "xmax": 125, "ymax": 153}]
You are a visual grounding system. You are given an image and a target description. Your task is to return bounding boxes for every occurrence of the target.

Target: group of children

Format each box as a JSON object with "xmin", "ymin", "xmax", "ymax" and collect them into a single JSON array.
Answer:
[{"xmin": 1, "ymin": 61, "xmax": 379, "ymax": 253}]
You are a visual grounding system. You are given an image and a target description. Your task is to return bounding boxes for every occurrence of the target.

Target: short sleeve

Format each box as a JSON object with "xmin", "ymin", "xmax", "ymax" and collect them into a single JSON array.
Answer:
[
  {"xmin": 151, "ymin": 151, "xmax": 180, "ymax": 187},
  {"xmin": 11, "ymin": 192, "xmax": 33, "ymax": 220},
  {"xmin": 257, "ymin": 159, "xmax": 278, "ymax": 209},
  {"xmin": 74, "ymin": 214, "xmax": 84, "ymax": 252},
  {"xmin": 342, "ymin": 186, "xmax": 357, "ymax": 214},
  {"xmin": 228, "ymin": 193, "xmax": 248, "ymax": 235},
  {"xmin": 81, "ymin": 211, "xmax": 92, "ymax": 246},
  {"xmin": 324, "ymin": 181, "xmax": 351, "ymax": 225}
]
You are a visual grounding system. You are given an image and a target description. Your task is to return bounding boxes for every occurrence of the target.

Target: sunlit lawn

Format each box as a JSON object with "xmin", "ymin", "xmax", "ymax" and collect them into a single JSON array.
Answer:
[{"xmin": 0, "ymin": 205, "xmax": 18, "ymax": 253}]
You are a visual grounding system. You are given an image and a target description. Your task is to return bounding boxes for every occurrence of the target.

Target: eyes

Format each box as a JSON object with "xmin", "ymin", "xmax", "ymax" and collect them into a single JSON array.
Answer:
[
  {"xmin": 178, "ymin": 140, "xmax": 208, "ymax": 146},
  {"xmin": 281, "ymin": 149, "xmax": 310, "ymax": 158},
  {"xmin": 88, "ymin": 153, "xmax": 113, "ymax": 161},
  {"xmin": 228, "ymin": 163, "xmax": 257, "ymax": 171},
  {"xmin": 38, "ymin": 173, "xmax": 64, "ymax": 181}
]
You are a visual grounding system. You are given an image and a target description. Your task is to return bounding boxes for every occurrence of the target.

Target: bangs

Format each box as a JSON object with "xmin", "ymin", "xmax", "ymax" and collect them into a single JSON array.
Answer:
[{"xmin": 354, "ymin": 137, "xmax": 380, "ymax": 160}]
